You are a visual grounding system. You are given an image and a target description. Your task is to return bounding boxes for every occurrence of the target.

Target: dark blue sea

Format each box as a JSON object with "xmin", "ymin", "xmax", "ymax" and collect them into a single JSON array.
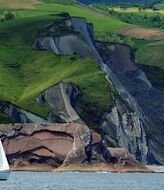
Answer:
[{"xmin": 0, "ymin": 172, "xmax": 164, "ymax": 190}]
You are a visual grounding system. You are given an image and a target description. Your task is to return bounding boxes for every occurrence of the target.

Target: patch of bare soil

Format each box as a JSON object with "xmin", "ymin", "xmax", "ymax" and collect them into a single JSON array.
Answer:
[
  {"xmin": 118, "ymin": 27, "xmax": 164, "ymax": 40},
  {"xmin": 0, "ymin": 0, "xmax": 40, "ymax": 9}
]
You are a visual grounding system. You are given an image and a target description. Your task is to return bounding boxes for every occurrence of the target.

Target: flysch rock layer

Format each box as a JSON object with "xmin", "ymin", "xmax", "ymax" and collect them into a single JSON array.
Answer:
[
  {"xmin": 0, "ymin": 82, "xmax": 82, "ymax": 124},
  {"xmin": 0, "ymin": 123, "xmax": 111, "ymax": 169},
  {"xmin": 0, "ymin": 15, "xmax": 163, "ymax": 165},
  {"xmin": 33, "ymin": 16, "xmax": 164, "ymax": 165}
]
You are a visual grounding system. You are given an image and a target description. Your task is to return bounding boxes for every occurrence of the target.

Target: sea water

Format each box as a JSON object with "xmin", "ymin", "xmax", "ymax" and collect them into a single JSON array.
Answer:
[{"xmin": 0, "ymin": 172, "xmax": 164, "ymax": 190}]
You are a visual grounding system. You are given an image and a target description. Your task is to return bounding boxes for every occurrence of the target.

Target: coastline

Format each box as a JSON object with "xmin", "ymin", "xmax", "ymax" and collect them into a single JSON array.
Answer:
[{"xmin": 10, "ymin": 163, "xmax": 155, "ymax": 173}]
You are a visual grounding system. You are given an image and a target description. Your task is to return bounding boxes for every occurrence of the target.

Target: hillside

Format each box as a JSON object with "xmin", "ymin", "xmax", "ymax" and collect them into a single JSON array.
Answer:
[{"xmin": 0, "ymin": 0, "xmax": 164, "ymax": 167}]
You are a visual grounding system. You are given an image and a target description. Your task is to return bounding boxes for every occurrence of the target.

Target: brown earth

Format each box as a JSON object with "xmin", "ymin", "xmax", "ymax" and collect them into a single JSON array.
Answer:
[
  {"xmin": 0, "ymin": 0, "xmax": 40, "ymax": 9},
  {"xmin": 118, "ymin": 27, "xmax": 164, "ymax": 40}
]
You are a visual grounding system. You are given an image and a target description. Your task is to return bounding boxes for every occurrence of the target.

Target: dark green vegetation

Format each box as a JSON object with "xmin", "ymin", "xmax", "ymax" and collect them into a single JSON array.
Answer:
[
  {"xmin": 95, "ymin": 32, "xmax": 137, "ymax": 47},
  {"xmin": 138, "ymin": 64, "xmax": 164, "ymax": 91},
  {"xmin": 0, "ymin": 114, "xmax": 15, "ymax": 124},
  {"xmin": 78, "ymin": 0, "xmax": 161, "ymax": 6},
  {"xmin": 41, "ymin": 0, "xmax": 75, "ymax": 4},
  {"xmin": 94, "ymin": 4, "xmax": 164, "ymax": 28},
  {"xmin": 135, "ymin": 40, "xmax": 164, "ymax": 68},
  {"xmin": 108, "ymin": 9, "xmax": 164, "ymax": 29},
  {"xmin": 1, "ymin": 11, "xmax": 16, "ymax": 21}
]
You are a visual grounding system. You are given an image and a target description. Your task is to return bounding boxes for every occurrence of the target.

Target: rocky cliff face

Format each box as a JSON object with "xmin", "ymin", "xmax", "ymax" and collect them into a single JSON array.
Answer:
[
  {"xmin": 33, "ymin": 16, "xmax": 164, "ymax": 164},
  {"xmin": 0, "ymin": 101, "xmax": 48, "ymax": 124},
  {"xmin": 37, "ymin": 81, "xmax": 83, "ymax": 124},
  {"xmin": 101, "ymin": 98, "xmax": 148, "ymax": 164},
  {"xmin": 0, "ymin": 81, "xmax": 81, "ymax": 124},
  {"xmin": 0, "ymin": 15, "xmax": 163, "ymax": 165},
  {"xmin": 96, "ymin": 43, "xmax": 164, "ymax": 164},
  {"xmin": 0, "ymin": 123, "xmax": 111, "ymax": 168}
]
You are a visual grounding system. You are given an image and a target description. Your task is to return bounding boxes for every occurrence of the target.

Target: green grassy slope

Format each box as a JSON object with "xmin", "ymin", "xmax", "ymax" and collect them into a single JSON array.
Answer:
[
  {"xmin": 0, "ymin": 0, "xmax": 163, "ymax": 126},
  {"xmin": 0, "ymin": 14, "xmax": 113, "ymax": 124},
  {"xmin": 136, "ymin": 40, "xmax": 164, "ymax": 69},
  {"xmin": 0, "ymin": 2, "xmax": 130, "ymax": 33},
  {"xmin": 136, "ymin": 40, "xmax": 164, "ymax": 91}
]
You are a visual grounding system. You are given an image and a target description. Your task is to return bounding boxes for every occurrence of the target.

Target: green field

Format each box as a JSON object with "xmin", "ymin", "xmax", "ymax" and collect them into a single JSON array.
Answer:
[
  {"xmin": 136, "ymin": 40, "xmax": 164, "ymax": 69},
  {"xmin": 0, "ymin": 3, "xmax": 129, "ymax": 33}
]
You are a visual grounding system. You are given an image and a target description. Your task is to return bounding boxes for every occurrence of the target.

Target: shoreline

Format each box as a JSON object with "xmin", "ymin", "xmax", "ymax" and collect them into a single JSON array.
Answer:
[{"xmin": 10, "ymin": 163, "xmax": 157, "ymax": 173}]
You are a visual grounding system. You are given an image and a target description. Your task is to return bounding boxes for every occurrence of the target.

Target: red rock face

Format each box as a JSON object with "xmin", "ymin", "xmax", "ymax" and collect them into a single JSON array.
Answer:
[
  {"xmin": 0, "ymin": 123, "xmax": 111, "ymax": 168},
  {"xmin": 4, "ymin": 131, "xmax": 73, "ymax": 156}
]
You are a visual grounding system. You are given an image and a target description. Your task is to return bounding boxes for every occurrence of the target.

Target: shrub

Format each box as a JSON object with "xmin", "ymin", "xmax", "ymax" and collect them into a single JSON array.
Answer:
[{"xmin": 3, "ymin": 11, "xmax": 15, "ymax": 21}]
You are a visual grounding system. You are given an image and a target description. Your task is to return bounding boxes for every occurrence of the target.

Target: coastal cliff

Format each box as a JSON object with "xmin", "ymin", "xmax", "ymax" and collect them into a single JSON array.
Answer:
[
  {"xmin": 0, "ymin": 123, "xmax": 110, "ymax": 167},
  {"xmin": 0, "ymin": 123, "xmax": 148, "ymax": 172},
  {"xmin": 33, "ymin": 15, "xmax": 164, "ymax": 164},
  {"xmin": 0, "ymin": 14, "xmax": 163, "ymax": 166}
]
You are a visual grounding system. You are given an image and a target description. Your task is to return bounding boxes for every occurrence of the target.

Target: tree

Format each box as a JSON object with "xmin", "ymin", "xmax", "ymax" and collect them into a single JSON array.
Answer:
[{"xmin": 3, "ymin": 11, "xmax": 15, "ymax": 21}]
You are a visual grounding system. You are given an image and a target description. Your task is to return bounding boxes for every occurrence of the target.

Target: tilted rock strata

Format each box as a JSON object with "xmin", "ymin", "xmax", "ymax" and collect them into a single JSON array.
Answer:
[
  {"xmin": 0, "ymin": 123, "xmax": 111, "ymax": 168},
  {"xmin": 34, "ymin": 16, "xmax": 164, "ymax": 164},
  {"xmin": 0, "ymin": 81, "xmax": 81, "ymax": 124},
  {"xmin": 96, "ymin": 43, "xmax": 164, "ymax": 164},
  {"xmin": 0, "ymin": 15, "xmax": 163, "ymax": 165},
  {"xmin": 37, "ymin": 82, "xmax": 83, "ymax": 124},
  {"xmin": 0, "ymin": 101, "xmax": 48, "ymax": 124}
]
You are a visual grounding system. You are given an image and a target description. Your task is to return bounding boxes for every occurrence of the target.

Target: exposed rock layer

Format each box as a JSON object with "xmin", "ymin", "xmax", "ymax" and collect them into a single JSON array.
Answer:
[
  {"xmin": 0, "ymin": 81, "xmax": 81, "ymax": 124},
  {"xmin": 37, "ymin": 82, "xmax": 82, "ymax": 124},
  {"xmin": 0, "ymin": 101, "xmax": 48, "ymax": 124},
  {"xmin": 0, "ymin": 15, "xmax": 163, "ymax": 165},
  {"xmin": 33, "ymin": 16, "xmax": 164, "ymax": 164},
  {"xmin": 97, "ymin": 43, "xmax": 164, "ymax": 164},
  {"xmin": 0, "ymin": 123, "xmax": 111, "ymax": 168}
]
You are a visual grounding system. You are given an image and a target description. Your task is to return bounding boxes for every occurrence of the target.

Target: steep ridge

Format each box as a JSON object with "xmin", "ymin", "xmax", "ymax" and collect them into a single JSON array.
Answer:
[
  {"xmin": 97, "ymin": 43, "xmax": 164, "ymax": 164},
  {"xmin": 33, "ymin": 15, "xmax": 164, "ymax": 164}
]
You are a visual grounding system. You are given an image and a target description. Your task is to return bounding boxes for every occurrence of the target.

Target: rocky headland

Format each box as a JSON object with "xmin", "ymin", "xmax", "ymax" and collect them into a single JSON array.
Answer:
[
  {"xmin": 0, "ymin": 13, "xmax": 163, "ymax": 171},
  {"xmin": 0, "ymin": 123, "xmax": 150, "ymax": 172}
]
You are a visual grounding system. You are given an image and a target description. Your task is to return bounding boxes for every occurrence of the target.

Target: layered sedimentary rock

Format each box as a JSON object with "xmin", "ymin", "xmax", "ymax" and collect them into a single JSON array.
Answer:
[
  {"xmin": 0, "ymin": 101, "xmax": 48, "ymax": 124},
  {"xmin": 0, "ymin": 82, "xmax": 81, "ymax": 124},
  {"xmin": 1, "ymin": 15, "xmax": 163, "ymax": 165},
  {"xmin": 101, "ymin": 98, "xmax": 148, "ymax": 163},
  {"xmin": 33, "ymin": 16, "xmax": 164, "ymax": 164},
  {"xmin": 0, "ymin": 123, "xmax": 111, "ymax": 168},
  {"xmin": 96, "ymin": 43, "xmax": 164, "ymax": 164},
  {"xmin": 37, "ymin": 82, "xmax": 82, "ymax": 124}
]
